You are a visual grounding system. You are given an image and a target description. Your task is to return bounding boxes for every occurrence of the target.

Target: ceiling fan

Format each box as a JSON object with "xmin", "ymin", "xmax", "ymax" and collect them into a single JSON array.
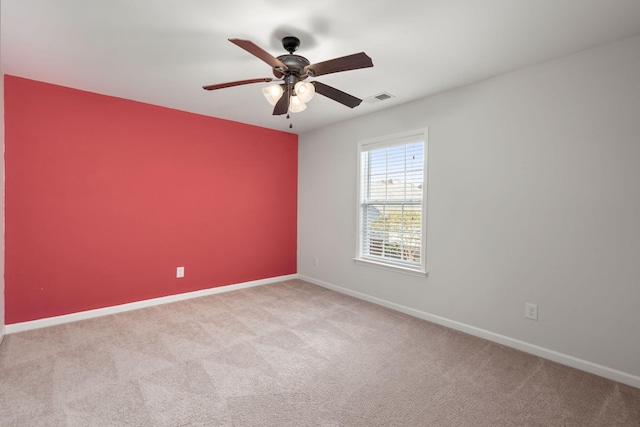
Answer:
[{"xmin": 203, "ymin": 36, "xmax": 374, "ymax": 116}]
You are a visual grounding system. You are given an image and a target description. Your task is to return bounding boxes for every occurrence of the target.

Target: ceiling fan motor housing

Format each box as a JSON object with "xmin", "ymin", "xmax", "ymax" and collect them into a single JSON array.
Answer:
[{"xmin": 273, "ymin": 54, "xmax": 310, "ymax": 80}]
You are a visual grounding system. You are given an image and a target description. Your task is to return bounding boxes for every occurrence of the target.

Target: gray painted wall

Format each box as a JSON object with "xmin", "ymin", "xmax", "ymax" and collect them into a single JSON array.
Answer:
[{"xmin": 298, "ymin": 35, "xmax": 640, "ymax": 383}]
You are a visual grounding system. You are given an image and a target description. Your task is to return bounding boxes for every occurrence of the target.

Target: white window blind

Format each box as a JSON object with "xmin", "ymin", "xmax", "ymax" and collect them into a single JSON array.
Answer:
[{"xmin": 357, "ymin": 130, "xmax": 427, "ymax": 274}]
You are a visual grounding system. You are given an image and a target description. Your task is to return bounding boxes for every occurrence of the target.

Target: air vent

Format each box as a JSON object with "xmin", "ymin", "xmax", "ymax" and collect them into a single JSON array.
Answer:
[{"xmin": 364, "ymin": 92, "xmax": 396, "ymax": 104}]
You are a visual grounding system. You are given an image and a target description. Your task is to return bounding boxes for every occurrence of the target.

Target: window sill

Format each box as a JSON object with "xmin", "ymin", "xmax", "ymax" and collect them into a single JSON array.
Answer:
[{"xmin": 353, "ymin": 257, "xmax": 428, "ymax": 278}]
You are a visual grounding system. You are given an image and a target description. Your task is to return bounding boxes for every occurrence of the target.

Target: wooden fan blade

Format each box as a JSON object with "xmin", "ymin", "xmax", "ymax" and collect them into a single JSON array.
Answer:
[
  {"xmin": 311, "ymin": 81, "xmax": 363, "ymax": 108},
  {"xmin": 273, "ymin": 84, "xmax": 291, "ymax": 115},
  {"xmin": 229, "ymin": 38, "xmax": 288, "ymax": 71},
  {"xmin": 202, "ymin": 78, "xmax": 274, "ymax": 91},
  {"xmin": 304, "ymin": 52, "xmax": 373, "ymax": 77}
]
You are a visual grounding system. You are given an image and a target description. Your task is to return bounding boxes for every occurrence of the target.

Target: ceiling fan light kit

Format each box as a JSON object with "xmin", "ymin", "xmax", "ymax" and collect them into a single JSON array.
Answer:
[
  {"xmin": 289, "ymin": 95, "xmax": 307, "ymax": 113},
  {"xmin": 262, "ymin": 84, "xmax": 284, "ymax": 106},
  {"xmin": 293, "ymin": 81, "xmax": 315, "ymax": 103},
  {"xmin": 203, "ymin": 36, "xmax": 373, "ymax": 117}
]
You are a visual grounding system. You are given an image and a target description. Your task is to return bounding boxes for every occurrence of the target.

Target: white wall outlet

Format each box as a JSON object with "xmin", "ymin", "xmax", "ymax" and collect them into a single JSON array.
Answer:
[
  {"xmin": 313, "ymin": 256, "xmax": 318, "ymax": 267},
  {"xmin": 525, "ymin": 303, "xmax": 538, "ymax": 320},
  {"xmin": 176, "ymin": 266, "xmax": 185, "ymax": 278}
]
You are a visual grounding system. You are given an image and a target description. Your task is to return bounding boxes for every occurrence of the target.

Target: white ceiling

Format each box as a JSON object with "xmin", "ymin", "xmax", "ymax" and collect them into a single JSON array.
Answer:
[{"xmin": 3, "ymin": 0, "xmax": 640, "ymax": 134}]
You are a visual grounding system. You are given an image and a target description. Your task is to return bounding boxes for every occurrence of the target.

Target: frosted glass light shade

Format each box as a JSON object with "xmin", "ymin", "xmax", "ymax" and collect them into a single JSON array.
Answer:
[
  {"xmin": 294, "ymin": 81, "xmax": 315, "ymax": 103},
  {"xmin": 289, "ymin": 95, "xmax": 307, "ymax": 113},
  {"xmin": 262, "ymin": 84, "xmax": 284, "ymax": 106}
]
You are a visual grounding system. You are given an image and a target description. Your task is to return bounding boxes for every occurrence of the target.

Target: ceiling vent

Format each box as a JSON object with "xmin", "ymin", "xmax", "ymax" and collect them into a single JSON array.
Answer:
[{"xmin": 365, "ymin": 92, "xmax": 395, "ymax": 104}]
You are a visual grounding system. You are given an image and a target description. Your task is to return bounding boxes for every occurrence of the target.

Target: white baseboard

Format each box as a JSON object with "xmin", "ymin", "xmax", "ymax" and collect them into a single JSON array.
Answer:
[
  {"xmin": 7, "ymin": 272, "xmax": 639, "ymax": 389},
  {"xmin": 298, "ymin": 274, "xmax": 640, "ymax": 390},
  {"xmin": 5, "ymin": 274, "xmax": 298, "ymax": 334},
  {"xmin": 0, "ymin": 325, "xmax": 5, "ymax": 345}
]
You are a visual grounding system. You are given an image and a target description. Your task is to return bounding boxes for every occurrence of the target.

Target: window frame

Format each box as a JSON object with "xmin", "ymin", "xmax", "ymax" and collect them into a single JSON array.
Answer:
[{"xmin": 354, "ymin": 128, "xmax": 428, "ymax": 277}]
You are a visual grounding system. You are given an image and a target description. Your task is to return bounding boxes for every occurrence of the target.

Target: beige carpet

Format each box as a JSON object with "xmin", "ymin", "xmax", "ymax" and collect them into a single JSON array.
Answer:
[{"xmin": 1, "ymin": 279, "xmax": 638, "ymax": 426}]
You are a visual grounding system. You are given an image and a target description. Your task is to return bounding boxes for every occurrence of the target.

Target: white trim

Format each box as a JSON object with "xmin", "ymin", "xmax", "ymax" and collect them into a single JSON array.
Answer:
[
  {"xmin": 5, "ymin": 274, "xmax": 298, "ymax": 334},
  {"xmin": 358, "ymin": 129, "xmax": 426, "ymax": 151},
  {"xmin": 0, "ymin": 325, "xmax": 5, "ymax": 345},
  {"xmin": 7, "ymin": 272, "xmax": 639, "ymax": 389},
  {"xmin": 353, "ymin": 257, "xmax": 428, "ymax": 277},
  {"xmin": 298, "ymin": 274, "xmax": 640, "ymax": 390}
]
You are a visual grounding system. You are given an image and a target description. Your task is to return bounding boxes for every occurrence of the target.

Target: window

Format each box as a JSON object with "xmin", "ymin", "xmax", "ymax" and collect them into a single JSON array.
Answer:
[{"xmin": 356, "ymin": 129, "xmax": 427, "ymax": 275}]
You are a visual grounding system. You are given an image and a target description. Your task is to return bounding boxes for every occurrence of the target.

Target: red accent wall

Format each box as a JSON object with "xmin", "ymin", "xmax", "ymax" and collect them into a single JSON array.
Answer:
[{"xmin": 4, "ymin": 75, "xmax": 298, "ymax": 324}]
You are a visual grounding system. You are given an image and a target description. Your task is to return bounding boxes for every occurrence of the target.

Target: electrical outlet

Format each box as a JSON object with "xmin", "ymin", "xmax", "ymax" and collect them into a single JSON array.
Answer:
[
  {"xmin": 313, "ymin": 256, "xmax": 318, "ymax": 267},
  {"xmin": 525, "ymin": 303, "xmax": 538, "ymax": 320},
  {"xmin": 176, "ymin": 266, "xmax": 185, "ymax": 278}
]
